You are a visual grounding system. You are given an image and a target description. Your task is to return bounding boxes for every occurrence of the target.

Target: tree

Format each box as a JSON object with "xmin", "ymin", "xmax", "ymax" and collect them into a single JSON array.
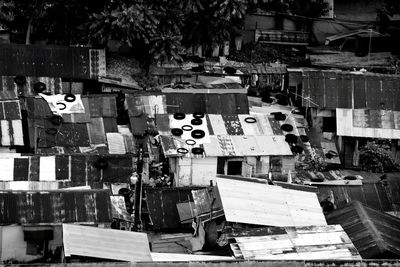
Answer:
[{"xmin": 359, "ymin": 141, "xmax": 399, "ymax": 173}]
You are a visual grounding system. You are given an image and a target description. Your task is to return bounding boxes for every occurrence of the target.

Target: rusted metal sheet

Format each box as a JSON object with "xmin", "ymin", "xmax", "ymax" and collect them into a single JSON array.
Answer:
[
  {"xmin": 326, "ymin": 201, "xmax": 400, "ymax": 259},
  {"xmin": 316, "ymin": 182, "xmax": 392, "ymax": 211},
  {"xmin": 229, "ymin": 225, "xmax": 361, "ymax": 260},
  {"xmin": 302, "ymin": 70, "xmax": 400, "ymax": 110},
  {"xmin": 337, "ymin": 108, "xmax": 400, "ymax": 139},
  {"xmin": 0, "ymin": 76, "xmax": 62, "ymax": 100},
  {"xmin": 24, "ymin": 95, "xmax": 129, "ymax": 153},
  {"xmin": 0, "ymin": 189, "xmax": 111, "ymax": 224},
  {"xmin": 145, "ymin": 187, "xmax": 204, "ymax": 230},
  {"xmin": 0, "ymin": 44, "xmax": 105, "ymax": 79}
]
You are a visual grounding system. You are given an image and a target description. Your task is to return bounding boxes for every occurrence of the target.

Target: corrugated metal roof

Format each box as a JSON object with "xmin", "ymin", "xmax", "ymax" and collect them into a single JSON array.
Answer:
[
  {"xmin": 125, "ymin": 92, "xmax": 249, "ymax": 116},
  {"xmin": 336, "ymin": 108, "xmax": 400, "ymax": 139},
  {"xmin": 0, "ymin": 155, "xmax": 134, "ymax": 188},
  {"xmin": 326, "ymin": 201, "xmax": 400, "ymax": 259},
  {"xmin": 63, "ymin": 224, "xmax": 152, "ymax": 262},
  {"xmin": 216, "ymin": 176, "xmax": 327, "ymax": 227},
  {"xmin": 229, "ymin": 225, "xmax": 361, "ymax": 260},
  {"xmin": 0, "ymin": 44, "xmax": 105, "ymax": 79},
  {"xmin": 157, "ymin": 114, "xmax": 294, "ymax": 157},
  {"xmin": 302, "ymin": 70, "xmax": 400, "ymax": 110},
  {"xmin": 145, "ymin": 187, "xmax": 204, "ymax": 230},
  {"xmin": 0, "ymin": 189, "xmax": 111, "ymax": 224},
  {"xmin": 24, "ymin": 95, "xmax": 132, "ymax": 153}
]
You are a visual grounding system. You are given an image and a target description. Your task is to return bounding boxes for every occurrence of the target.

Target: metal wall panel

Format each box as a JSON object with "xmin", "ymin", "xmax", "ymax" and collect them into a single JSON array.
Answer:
[{"xmin": 0, "ymin": 44, "xmax": 105, "ymax": 79}]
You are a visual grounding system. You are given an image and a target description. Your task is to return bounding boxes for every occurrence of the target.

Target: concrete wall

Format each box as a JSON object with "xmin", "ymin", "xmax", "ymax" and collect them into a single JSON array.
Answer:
[
  {"xmin": 172, "ymin": 157, "xmax": 217, "ymax": 186},
  {"xmin": 0, "ymin": 225, "xmax": 62, "ymax": 263}
]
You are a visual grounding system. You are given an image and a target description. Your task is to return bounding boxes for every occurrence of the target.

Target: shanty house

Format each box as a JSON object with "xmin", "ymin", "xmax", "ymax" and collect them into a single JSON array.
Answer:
[{"xmin": 0, "ymin": 189, "xmax": 111, "ymax": 263}]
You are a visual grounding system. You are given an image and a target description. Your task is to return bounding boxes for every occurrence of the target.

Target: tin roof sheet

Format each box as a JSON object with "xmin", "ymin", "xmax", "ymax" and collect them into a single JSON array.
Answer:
[
  {"xmin": 0, "ymin": 76, "xmax": 63, "ymax": 100},
  {"xmin": 0, "ymin": 189, "xmax": 111, "ymax": 224},
  {"xmin": 216, "ymin": 176, "xmax": 327, "ymax": 227},
  {"xmin": 63, "ymin": 224, "xmax": 152, "ymax": 262},
  {"xmin": 326, "ymin": 201, "xmax": 400, "ymax": 259},
  {"xmin": 229, "ymin": 225, "xmax": 361, "ymax": 260},
  {"xmin": 0, "ymin": 44, "xmax": 105, "ymax": 79}
]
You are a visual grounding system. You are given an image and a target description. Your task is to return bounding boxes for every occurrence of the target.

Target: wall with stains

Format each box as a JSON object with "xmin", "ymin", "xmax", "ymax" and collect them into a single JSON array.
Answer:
[
  {"xmin": 0, "ymin": 225, "xmax": 61, "ymax": 262},
  {"xmin": 172, "ymin": 157, "xmax": 217, "ymax": 186}
]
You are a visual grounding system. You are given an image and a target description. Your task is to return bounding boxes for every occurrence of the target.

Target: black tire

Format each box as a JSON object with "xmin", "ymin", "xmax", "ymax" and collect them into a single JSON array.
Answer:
[
  {"xmin": 33, "ymin": 82, "xmax": 46, "ymax": 93},
  {"xmin": 173, "ymin": 113, "xmax": 185, "ymax": 120},
  {"xmin": 285, "ymin": 134, "xmax": 298, "ymax": 144},
  {"xmin": 182, "ymin": 125, "xmax": 193, "ymax": 131},
  {"xmin": 281, "ymin": 124, "xmax": 293, "ymax": 132},
  {"xmin": 191, "ymin": 118, "xmax": 203, "ymax": 125},
  {"xmin": 56, "ymin": 102, "xmax": 67, "ymax": 111},
  {"xmin": 171, "ymin": 128, "xmax": 183, "ymax": 136},
  {"xmin": 177, "ymin": 148, "xmax": 189, "ymax": 154},
  {"xmin": 45, "ymin": 128, "xmax": 58, "ymax": 135},
  {"xmin": 193, "ymin": 112, "xmax": 205, "ymax": 119},
  {"xmin": 327, "ymin": 150, "xmax": 338, "ymax": 157},
  {"xmin": 185, "ymin": 139, "xmax": 196, "ymax": 145},
  {"xmin": 64, "ymin": 93, "xmax": 76, "ymax": 102},
  {"xmin": 191, "ymin": 147, "xmax": 204, "ymax": 155},
  {"xmin": 291, "ymin": 145, "xmax": 304, "ymax": 154},
  {"xmin": 300, "ymin": 135, "xmax": 310, "ymax": 142},
  {"xmin": 49, "ymin": 115, "xmax": 63, "ymax": 125},
  {"xmin": 244, "ymin": 117, "xmax": 257, "ymax": 123},
  {"xmin": 274, "ymin": 113, "xmax": 286, "ymax": 121},
  {"xmin": 191, "ymin": 129, "xmax": 205, "ymax": 139},
  {"xmin": 14, "ymin": 75, "xmax": 26, "ymax": 85}
]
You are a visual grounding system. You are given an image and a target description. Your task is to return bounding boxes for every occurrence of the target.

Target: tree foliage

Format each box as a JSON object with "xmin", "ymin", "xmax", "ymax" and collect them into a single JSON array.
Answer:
[{"xmin": 359, "ymin": 141, "xmax": 399, "ymax": 173}]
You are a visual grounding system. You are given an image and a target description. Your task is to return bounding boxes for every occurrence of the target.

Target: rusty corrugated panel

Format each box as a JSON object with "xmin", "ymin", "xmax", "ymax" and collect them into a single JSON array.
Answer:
[
  {"xmin": 0, "ymin": 44, "xmax": 105, "ymax": 79},
  {"xmin": 0, "ymin": 189, "xmax": 111, "ymax": 224},
  {"xmin": 326, "ymin": 201, "xmax": 400, "ymax": 259},
  {"xmin": 302, "ymin": 70, "xmax": 400, "ymax": 110},
  {"xmin": 145, "ymin": 187, "xmax": 204, "ymax": 230}
]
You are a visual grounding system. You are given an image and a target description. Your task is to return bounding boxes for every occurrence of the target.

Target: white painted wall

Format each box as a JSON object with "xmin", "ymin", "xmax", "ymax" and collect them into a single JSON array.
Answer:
[
  {"xmin": 0, "ymin": 225, "xmax": 62, "ymax": 263},
  {"xmin": 172, "ymin": 157, "xmax": 218, "ymax": 186}
]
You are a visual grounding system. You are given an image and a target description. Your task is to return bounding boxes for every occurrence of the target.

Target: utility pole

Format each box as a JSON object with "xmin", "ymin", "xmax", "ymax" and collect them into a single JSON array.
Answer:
[{"xmin": 134, "ymin": 142, "xmax": 145, "ymax": 231}]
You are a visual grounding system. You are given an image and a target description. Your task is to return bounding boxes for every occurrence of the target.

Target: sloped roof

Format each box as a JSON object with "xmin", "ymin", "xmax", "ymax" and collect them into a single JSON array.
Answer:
[
  {"xmin": 326, "ymin": 201, "xmax": 400, "ymax": 259},
  {"xmin": 25, "ymin": 95, "xmax": 134, "ymax": 154},
  {"xmin": 0, "ymin": 189, "xmax": 111, "ymax": 225},
  {"xmin": 216, "ymin": 176, "xmax": 327, "ymax": 227},
  {"xmin": 336, "ymin": 108, "xmax": 400, "ymax": 139},
  {"xmin": 229, "ymin": 225, "xmax": 361, "ymax": 260},
  {"xmin": 157, "ymin": 114, "xmax": 295, "ymax": 157},
  {"xmin": 0, "ymin": 154, "xmax": 134, "ymax": 189},
  {"xmin": 63, "ymin": 224, "xmax": 152, "ymax": 262},
  {"xmin": 0, "ymin": 76, "xmax": 63, "ymax": 100}
]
